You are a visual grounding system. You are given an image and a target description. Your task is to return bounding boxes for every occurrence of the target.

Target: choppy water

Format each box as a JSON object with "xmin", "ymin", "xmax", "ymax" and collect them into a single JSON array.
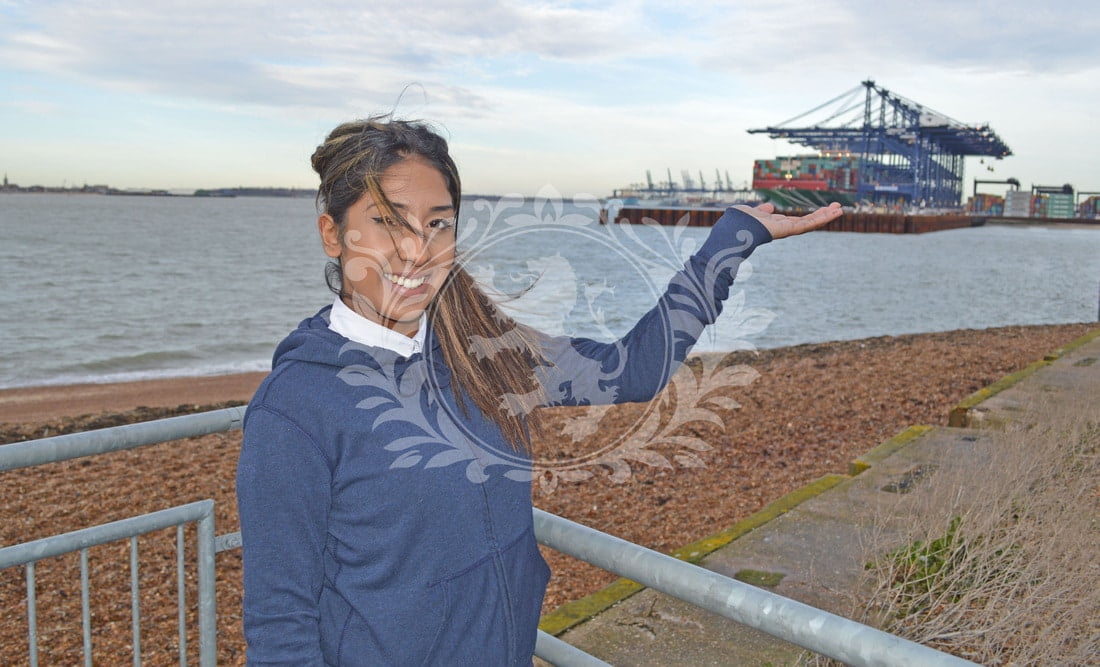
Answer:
[{"xmin": 1, "ymin": 192, "xmax": 1098, "ymax": 389}]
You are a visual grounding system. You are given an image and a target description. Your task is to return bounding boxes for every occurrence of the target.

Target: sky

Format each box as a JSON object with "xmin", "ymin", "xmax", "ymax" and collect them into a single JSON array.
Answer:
[{"xmin": 1, "ymin": 0, "xmax": 1098, "ymax": 197}]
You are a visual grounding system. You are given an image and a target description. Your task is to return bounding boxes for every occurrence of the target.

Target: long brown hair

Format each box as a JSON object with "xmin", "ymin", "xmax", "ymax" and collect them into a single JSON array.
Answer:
[{"xmin": 311, "ymin": 116, "xmax": 545, "ymax": 451}]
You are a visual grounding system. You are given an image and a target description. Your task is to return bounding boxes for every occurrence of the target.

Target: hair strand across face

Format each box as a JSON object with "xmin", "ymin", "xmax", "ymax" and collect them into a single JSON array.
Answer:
[{"xmin": 312, "ymin": 116, "xmax": 546, "ymax": 452}]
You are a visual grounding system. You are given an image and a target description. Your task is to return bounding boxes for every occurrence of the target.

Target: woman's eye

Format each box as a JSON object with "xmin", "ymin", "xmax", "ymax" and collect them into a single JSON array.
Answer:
[
  {"xmin": 429, "ymin": 218, "xmax": 456, "ymax": 230},
  {"xmin": 372, "ymin": 216, "xmax": 399, "ymax": 226}
]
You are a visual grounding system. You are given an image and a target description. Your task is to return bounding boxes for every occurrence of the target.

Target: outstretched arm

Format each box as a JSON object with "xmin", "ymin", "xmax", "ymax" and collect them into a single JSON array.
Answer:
[{"xmin": 531, "ymin": 203, "xmax": 842, "ymax": 407}]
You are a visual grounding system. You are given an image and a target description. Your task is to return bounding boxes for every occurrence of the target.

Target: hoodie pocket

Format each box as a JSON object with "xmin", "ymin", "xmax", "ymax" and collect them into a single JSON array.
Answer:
[
  {"xmin": 425, "ymin": 553, "xmax": 509, "ymax": 663},
  {"xmin": 319, "ymin": 584, "xmax": 446, "ymax": 666},
  {"xmin": 424, "ymin": 527, "xmax": 550, "ymax": 665}
]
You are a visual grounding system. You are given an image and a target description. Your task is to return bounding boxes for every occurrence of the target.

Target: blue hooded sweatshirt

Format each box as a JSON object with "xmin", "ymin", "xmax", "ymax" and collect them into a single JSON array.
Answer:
[{"xmin": 236, "ymin": 208, "xmax": 771, "ymax": 665}]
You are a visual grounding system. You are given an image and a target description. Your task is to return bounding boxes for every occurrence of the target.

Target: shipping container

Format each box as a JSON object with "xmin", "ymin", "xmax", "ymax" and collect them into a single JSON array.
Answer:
[
  {"xmin": 967, "ymin": 193, "xmax": 1005, "ymax": 215},
  {"xmin": 1032, "ymin": 195, "xmax": 1047, "ymax": 217},
  {"xmin": 1004, "ymin": 190, "xmax": 1031, "ymax": 217},
  {"xmin": 1081, "ymin": 196, "xmax": 1100, "ymax": 219},
  {"xmin": 1046, "ymin": 193, "xmax": 1074, "ymax": 218},
  {"xmin": 751, "ymin": 154, "xmax": 863, "ymax": 194}
]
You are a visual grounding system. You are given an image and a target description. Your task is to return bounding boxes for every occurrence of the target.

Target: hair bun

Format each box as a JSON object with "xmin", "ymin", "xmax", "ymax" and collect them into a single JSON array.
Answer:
[
  {"xmin": 310, "ymin": 143, "xmax": 329, "ymax": 177},
  {"xmin": 311, "ymin": 116, "xmax": 459, "ymax": 218},
  {"xmin": 311, "ymin": 120, "xmax": 377, "ymax": 177}
]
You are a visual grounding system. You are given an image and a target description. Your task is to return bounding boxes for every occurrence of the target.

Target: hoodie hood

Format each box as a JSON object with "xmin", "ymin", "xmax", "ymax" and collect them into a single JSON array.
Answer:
[{"xmin": 271, "ymin": 306, "xmax": 452, "ymax": 389}]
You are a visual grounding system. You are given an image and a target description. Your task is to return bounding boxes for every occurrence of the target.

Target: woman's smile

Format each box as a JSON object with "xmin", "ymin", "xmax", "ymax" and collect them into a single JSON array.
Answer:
[{"xmin": 384, "ymin": 272, "xmax": 428, "ymax": 290}]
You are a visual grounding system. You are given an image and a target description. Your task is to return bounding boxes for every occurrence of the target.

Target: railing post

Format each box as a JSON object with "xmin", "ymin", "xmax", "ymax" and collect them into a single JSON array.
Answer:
[{"xmin": 197, "ymin": 504, "xmax": 218, "ymax": 667}]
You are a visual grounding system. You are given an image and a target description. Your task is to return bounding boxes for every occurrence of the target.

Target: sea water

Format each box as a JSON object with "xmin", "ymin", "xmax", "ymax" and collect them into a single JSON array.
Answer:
[{"xmin": 1, "ymin": 192, "xmax": 1098, "ymax": 389}]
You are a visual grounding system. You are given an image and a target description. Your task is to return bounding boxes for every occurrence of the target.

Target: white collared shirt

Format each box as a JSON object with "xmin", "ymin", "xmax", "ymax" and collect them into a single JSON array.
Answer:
[{"xmin": 328, "ymin": 296, "xmax": 427, "ymax": 358}]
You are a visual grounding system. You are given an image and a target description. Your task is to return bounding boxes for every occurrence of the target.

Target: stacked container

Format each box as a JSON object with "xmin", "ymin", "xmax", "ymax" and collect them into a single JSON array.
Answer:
[
  {"xmin": 1004, "ymin": 190, "xmax": 1031, "ymax": 217},
  {"xmin": 967, "ymin": 193, "xmax": 1005, "ymax": 215},
  {"xmin": 1046, "ymin": 193, "xmax": 1074, "ymax": 219},
  {"xmin": 1032, "ymin": 194, "xmax": 1046, "ymax": 217},
  {"xmin": 752, "ymin": 155, "xmax": 860, "ymax": 192},
  {"xmin": 1080, "ymin": 196, "xmax": 1100, "ymax": 219}
]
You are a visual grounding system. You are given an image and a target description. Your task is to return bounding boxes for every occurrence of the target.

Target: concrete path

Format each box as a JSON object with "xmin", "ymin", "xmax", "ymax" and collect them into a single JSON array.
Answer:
[{"xmin": 538, "ymin": 329, "xmax": 1100, "ymax": 666}]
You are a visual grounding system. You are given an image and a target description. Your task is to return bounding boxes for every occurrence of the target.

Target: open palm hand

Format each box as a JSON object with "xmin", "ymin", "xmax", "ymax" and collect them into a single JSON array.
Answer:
[{"xmin": 733, "ymin": 202, "xmax": 843, "ymax": 240}]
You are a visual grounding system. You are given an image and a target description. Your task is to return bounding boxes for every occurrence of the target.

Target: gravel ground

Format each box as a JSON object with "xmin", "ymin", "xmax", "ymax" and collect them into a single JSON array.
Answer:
[{"xmin": 1, "ymin": 322, "xmax": 1095, "ymax": 665}]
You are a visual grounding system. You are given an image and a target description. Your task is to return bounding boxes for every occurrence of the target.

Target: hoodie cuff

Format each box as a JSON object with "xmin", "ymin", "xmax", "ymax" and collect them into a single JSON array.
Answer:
[{"xmin": 697, "ymin": 206, "xmax": 773, "ymax": 264}]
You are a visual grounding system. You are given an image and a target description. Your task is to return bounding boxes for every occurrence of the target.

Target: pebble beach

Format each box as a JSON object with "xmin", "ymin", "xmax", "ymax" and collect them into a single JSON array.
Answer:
[{"xmin": 1, "ymin": 322, "xmax": 1097, "ymax": 664}]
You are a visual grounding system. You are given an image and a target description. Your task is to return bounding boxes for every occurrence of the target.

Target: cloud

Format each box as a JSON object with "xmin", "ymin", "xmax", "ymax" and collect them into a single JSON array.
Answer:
[
  {"xmin": 1, "ymin": 97, "xmax": 63, "ymax": 116},
  {"xmin": 0, "ymin": 0, "xmax": 659, "ymax": 116},
  {"xmin": 697, "ymin": 0, "xmax": 1100, "ymax": 76},
  {"xmin": 1, "ymin": 0, "xmax": 1097, "ymax": 192}
]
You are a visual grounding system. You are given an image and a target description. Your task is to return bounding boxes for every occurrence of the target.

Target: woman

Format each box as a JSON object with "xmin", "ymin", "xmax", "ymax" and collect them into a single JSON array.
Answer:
[{"xmin": 236, "ymin": 117, "xmax": 841, "ymax": 665}]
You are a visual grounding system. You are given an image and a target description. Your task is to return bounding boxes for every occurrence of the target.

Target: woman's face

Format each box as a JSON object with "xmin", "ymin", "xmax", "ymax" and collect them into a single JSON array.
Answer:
[{"xmin": 319, "ymin": 157, "xmax": 457, "ymax": 337}]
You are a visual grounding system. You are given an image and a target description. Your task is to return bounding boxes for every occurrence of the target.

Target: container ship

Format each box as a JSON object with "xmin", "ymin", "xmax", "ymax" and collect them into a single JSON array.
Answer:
[{"xmin": 751, "ymin": 154, "xmax": 861, "ymax": 209}]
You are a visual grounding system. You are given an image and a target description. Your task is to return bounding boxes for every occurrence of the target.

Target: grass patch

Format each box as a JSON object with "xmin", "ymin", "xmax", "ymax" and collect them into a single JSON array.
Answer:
[
  {"xmin": 850, "ymin": 398, "xmax": 1100, "ymax": 664},
  {"xmin": 734, "ymin": 569, "xmax": 786, "ymax": 588}
]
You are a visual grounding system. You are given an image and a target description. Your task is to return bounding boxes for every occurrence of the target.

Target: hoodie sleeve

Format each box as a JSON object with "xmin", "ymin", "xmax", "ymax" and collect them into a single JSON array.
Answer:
[
  {"xmin": 534, "ymin": 207, "xmax": 772, "ymax": 406},
  {"xmin": 237, "ymin": 403, "xmax": 332, "ymax": 665}
]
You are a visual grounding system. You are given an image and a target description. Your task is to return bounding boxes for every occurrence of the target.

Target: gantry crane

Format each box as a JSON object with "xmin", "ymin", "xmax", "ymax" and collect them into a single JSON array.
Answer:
[
  {"xmin": 973, "ymin": 177, "xmax": 1020, "ymax": 197},
  {"xmin": 748, "ymin": 80, "xmax": 1012, "ymax": 208}
]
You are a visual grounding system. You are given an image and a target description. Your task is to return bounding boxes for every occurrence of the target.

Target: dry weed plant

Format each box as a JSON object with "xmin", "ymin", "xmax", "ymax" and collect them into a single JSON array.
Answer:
[{"xmin": 848, "ymin": 396, "xmax": 1100, "ymax": 665}]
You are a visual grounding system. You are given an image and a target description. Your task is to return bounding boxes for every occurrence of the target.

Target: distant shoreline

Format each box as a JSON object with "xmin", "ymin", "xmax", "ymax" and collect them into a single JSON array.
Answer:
[
  {"xmin": 0, "ymin": 371, "xmax": 268, "ymax": 424},
  {"xmin": 0, "ymin": 186, "xmax": 316, "ymax": 198},
  {"xmin": 0, "ymin": 188, "xmax": 518, "ymax": 200},
  {"xmin": 8, "ymin": 190, "xmax": 1096, "ymax": 223}
]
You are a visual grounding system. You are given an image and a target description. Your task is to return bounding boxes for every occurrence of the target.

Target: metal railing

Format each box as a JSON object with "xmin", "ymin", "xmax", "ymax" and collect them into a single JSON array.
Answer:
[
  {"xmin": 0, "ymin": 407, "xmax": 244, "ymax": 473},
  {"xmin": 0, "ymin": 500, "xmax": 217, "ymax": 667},
  {"xmin": 1, "ymin": 408, "xmax": 975, "ymax": 666},
  {"xmin": 534, "ymin": 509, "xmax": 974, "ymax": 666}
]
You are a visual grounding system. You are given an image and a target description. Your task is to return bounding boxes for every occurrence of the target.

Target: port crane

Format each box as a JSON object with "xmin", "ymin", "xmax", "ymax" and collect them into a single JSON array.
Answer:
[
  {"xmin": 614, "ymin": 167, "xmax": 742, "ymax": 199},
  {"xmin": 1032, "ymin": 184, "xmax": 1074, "ymax": 196},
  {"xmin": 748, "ymin": 80, "xmax": 1012, "ymax": 208},
  {"xmin": 973, "ymin": 177, "xmax": 1020, "ymax": 197}
]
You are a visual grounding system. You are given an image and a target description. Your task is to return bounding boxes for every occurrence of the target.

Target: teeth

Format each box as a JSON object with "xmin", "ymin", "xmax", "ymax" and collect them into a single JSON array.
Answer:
[{"xmin": 385, "ymin": 273, "xmax": 427, "ymax": 289}]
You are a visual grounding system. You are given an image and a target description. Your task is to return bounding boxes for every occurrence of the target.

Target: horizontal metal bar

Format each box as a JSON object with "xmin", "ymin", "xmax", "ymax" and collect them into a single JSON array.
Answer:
[
  {"xmin": 0, "ymin": 407, "xmax": 245, "ymax": 473},
  {"xmin": 214, "ymin": 531, "xmax": 241, "ymax": 554},
  {"xmin": 0, "ymin": 500, "xmax": 215, "ymax": 569},
  {"xmin": 532, "ymin": 509, "xmax": 975, "ymax": 667},
  {"xmin": 534, "ymin": 630, "xmax": 610, "ymax": 666}
]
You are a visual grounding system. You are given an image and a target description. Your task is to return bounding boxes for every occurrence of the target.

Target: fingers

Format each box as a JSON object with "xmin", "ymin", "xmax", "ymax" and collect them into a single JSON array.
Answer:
[
  {"xmin": 757, "ymin": 201, "xmax": 843, "ymax": 239},
  {"xmin": 800, "ymin": 202, "xmax": 842, "ymax": 222},
  {"xmin": 797, "ymin": 203, "xmax": 843, "ymax": 231},
  {"xmin": 809, "ymin": 202, "xmax": 843, "ymax": 223}
]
